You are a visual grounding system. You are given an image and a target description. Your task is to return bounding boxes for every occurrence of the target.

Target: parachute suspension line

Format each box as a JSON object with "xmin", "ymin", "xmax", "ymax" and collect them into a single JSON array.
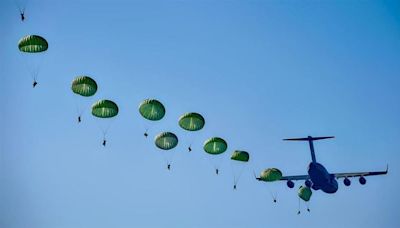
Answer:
[
  {"xmin": 161, "ymin": 150, "xmax": 176, "ymax": 171},
  {"xmin": 96, "ymin": 118, "xmax": 115, "ymax": 147},
  {"xmin": 269, "ymin": 190, "xmax": 277, "ymax": 203},
  {"xmin": 305, "ymin": 201, "xmax": 311, "ymax": 212},
  {"xmin": 297, "ymin": 197, "xmax": 301, "ymax": 215}
]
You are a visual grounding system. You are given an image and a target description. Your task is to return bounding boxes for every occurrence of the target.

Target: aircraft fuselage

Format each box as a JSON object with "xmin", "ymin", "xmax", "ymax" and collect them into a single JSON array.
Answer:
[{"xmin": 308, "ymin": 162, "xmax": 338, "ymax": 194}]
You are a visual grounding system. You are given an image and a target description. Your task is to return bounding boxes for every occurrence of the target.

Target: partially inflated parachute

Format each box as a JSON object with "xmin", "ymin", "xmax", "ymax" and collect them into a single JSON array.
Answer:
[
  {"xmin": 298, "ymin": 186, "xmax": 312, "ymax": 202},
  {"xmin": 260, "ymin": 168, "xmax": 282, "ymax": 182},
  {"xmin": 231, "ymin": 150, "xmax": 249, "ymax": 162},
  {"xmin": 230, "ymin": 150, "xmax": 250, "ymax": 189}
]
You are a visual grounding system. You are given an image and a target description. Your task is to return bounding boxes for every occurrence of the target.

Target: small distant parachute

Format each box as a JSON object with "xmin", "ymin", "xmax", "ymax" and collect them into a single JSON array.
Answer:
[
  {"xmin": 154, "ymin": 132, "xmax": 178, "ymax": 170},
  {"xmin": 139, "ymin": 99, "xmax": 165, "ymax": 137},
  {"xmin": 155, "ymin": 132, "xmax": 178, "ymax": 150},
  {"xmin": 179, "ymin": 112, "xmax": 205, "ymax": 152},
  {"xmin": 179, "ymin": 112, "xmax": 205, "ymax": 131},
  {"xmin": 204, "ymin": 137, "xmax": 227, "ymax": 175},
  {"xmin": 230, "ymin": 150, "xmax": 250, "ymax": 189},
  {"xmin": 204, "ymin": 137, "xmax": 227, "ymax": 155},
  {"xmin": 92, "ymin": 99, "xmax": 119, "ymax": 146},
  {"xmin": 260, "ymin": 168, "xmax": 283, "ymax": 182},
  {"xmin": 18, "ymin": 35, "xmax": 48, "ymax": 87},
  {"xmin": 71, "ymin": 76, "xmax": 97, "ymax": 123},
  {"xmin": 139, "ymin": 99, "xmax": 165, "ymax": 121}
]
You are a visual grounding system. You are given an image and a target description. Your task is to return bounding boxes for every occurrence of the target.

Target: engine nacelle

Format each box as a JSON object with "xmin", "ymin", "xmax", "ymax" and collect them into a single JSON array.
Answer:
[
  {"xmin": 305, "ymin": 179, "xmax": 312, "ymax": 188},
  {"xmin": 344, "ymin": 177, "xmax": 351, "ymax": 186},
  {"xmin": 287, "ymin": 180, "xmax": 294, "ymax": 188},
  {"xmin": 359, "ymin": 176, "xmax": 366, "ymax": 185}
]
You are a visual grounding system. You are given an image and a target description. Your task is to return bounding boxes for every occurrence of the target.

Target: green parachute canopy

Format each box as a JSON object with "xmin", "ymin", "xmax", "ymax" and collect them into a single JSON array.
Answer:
[
  {"xmin": 139, "ymin": 99, "xmax": 165, "ymax": 121},
  {"xmin": 92, "ymin": 100, "xmax": 119, "ymax": 118},
  {"xmin": 155, "ymin": 132, "xmax": 178, "ymax": 150},
  {"xmin": 298, "ymin": 186, "xmax": 312, "ymax": 202},
  {"xmin": 230, "ymin": 150, "xmax": 250, "ymax": 162},
  {"xmin": 260, "ymin": 168, "xmax": 283, "ymax": 182},
  {"xmin": 179, "ymin": 112, "xmax": 205, "ymax": 131},
  {"xmin": 203, "ymin": 137, "xmax": 227, "ymax": 155},
  {"xmin": 71, "ymin": 76, "xmax": 97, "ymax": 97},
  {"xmin": 18, "ymin": 35, "xmax": 48, "ymax": 53}
]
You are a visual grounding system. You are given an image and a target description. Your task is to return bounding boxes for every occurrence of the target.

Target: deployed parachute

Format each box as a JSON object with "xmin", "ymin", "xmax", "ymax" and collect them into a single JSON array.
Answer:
[
  {"xmin": 298, "ymin": 186, "xmax": 312, "ymax": 202},
  {"xmin": 18, "ymin": 35, "xmax": 48, "ymax": 87},
  {"xmin": 155, "ymin": 132, "xmax": 178, "ymax": 150},
  {"xmin": 154, "ymin": 132, "xmax": 178, "ymax": 170},
  {"xmin": 139, "ymin": 99, "xmax": 165, "ymax": 137},
  {"xmin": 92, "ymin": 99, "xmax": 119, "ymax": 146},
  {"xmin": 203, "ymin": 137, "xmax": 227, "ymax": 175},
  {"xmin": 18, "ymin": 35, "xmax": 48, "ymax": 52},
  {"xmin": 259, "ymin": 168, "xmax": 283, "ymax": 182},
  {"xmin": 92, "ymin": 100, "xmax": 119, "ymax": 118},
  {"xmin": 179, "ymin": 112, "xmax": 205, "ymax": 152},
  {"xmin": 139, "ymin": 99, "xmax": 165, "ymax": 121},
  {"xmin": 259, "ymin": 168, "xmax": 283, "ymax": 202},
  {"xmin": 72, "ymin": 76, "xmax": 97, "ymax": 97},
  {"xmin": 230, "ymin": 150, "xmax": 250, "ymax": 189},
  {"xmin": 179, "ymin": 112, "xmax": 205, "ymax": 131},
  {"xmin": 71, "ymin": 76, "xmax": 98, "ymax": 122},
  {"xmin": 204, "ymin": 137, "xmax": 227, "ymax": 155},
  {"xmin": 297, "ymin": 186, "xmax": 312, "ymax": 214},
  {"xmin": 231, "ymin": 150, "xmax": 250, "ymax": 162}
]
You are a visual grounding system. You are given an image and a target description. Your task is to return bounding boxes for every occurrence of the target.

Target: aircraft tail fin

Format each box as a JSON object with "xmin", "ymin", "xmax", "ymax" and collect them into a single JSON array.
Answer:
[{"xmin": 283, "ymin": 136, "xmax": 335, "ymax": 163}]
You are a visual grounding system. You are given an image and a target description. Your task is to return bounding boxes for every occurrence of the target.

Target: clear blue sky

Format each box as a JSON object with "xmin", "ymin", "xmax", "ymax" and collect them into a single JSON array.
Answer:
[{"xmin": 1, "ymin": 0, "xmax": 399, "ymax": 227}]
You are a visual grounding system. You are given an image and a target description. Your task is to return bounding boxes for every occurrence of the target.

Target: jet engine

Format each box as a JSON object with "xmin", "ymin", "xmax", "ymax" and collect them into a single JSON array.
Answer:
[
  {"xmin": 359, "ymin": 176, "xmax": 366, "ymax": 185},
  {"xmin": 287, "ymin": 180, "xmax": 294, "ymax": 188},
  {"xmin": 344, "ymin": 177, "xmax": 351, "ymax": 186}
]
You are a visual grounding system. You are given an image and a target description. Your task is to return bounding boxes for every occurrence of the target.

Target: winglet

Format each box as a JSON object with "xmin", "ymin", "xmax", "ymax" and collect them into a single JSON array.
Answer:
[{"xmin": 386, "ymin": 164, "xmax": 389, "ymax": 173}]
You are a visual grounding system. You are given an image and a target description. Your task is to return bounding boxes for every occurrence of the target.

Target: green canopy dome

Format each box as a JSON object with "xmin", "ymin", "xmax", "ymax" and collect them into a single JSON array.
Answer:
[
  {"xmin": 92, "ymin": 100, "xmax": 119, "ymax": 118},
  {"xmin": 18, "ymin": 35, "xmax": 48, "ymax": 53},
  {"xmin": 230, "ymin": 150, "xmax": 250, "ymax": 162},
  {"xmin": 260, "ymin": 168, "xmax": 282, "ymax": 182},
  {"xmin": 71, "ymin": 76, "xmax": 97, "ymax": 97},
  {"xmin": 155, "ymin": 132, "xmax": 178, "ymax": 150},
  {"xmin": 139, "ymin": 99, "xmax": 165, "ymax": 121},
  {"xmin": 298, "ymin": 186, "xmax": 312, "ymax": 202},
  {"xmin": 179, "ymin": 112, "xmax": 205, "ymax": 131},
  {"xmin": 203, "ymin": 137, "xmax": 227, "ymax": 155}
]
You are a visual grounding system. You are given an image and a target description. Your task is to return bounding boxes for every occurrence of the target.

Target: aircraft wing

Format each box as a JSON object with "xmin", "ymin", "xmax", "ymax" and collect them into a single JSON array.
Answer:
[
  {"xmin": 333, "ymin": 165, "xmax": 388, "ymax": 179},
  {"xmin": 279, "ymin": 175, "xmax": 309, "ymax": 181},
  {"xmin": 256, "ymin": 174, "xmax": 310, "ymax": 181}
]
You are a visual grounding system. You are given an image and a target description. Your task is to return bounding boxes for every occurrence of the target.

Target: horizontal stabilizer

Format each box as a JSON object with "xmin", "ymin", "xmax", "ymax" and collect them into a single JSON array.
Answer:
[{"xmin": 283, "ymin": 136, "xmax": 334, "ymax": 141}]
